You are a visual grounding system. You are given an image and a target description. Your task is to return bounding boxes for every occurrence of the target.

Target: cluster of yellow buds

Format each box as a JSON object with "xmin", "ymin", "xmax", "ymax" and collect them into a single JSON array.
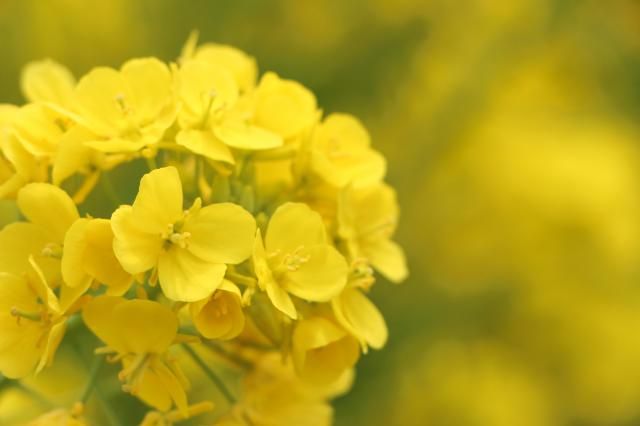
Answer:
[{"xmin": 0, "ymin": 33, "xmax": 407, "ymax": 425}]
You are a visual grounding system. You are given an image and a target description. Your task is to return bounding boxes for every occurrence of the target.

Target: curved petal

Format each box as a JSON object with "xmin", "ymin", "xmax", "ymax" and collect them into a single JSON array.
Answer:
[
  {"xmin": 363, "ymin": 239, "xmax": 408, "ymax": 284},
  {"xmin": 0, "ymin": 222, "xmax": 60, "ymax": 285},
  {"xmin": 176, "ymin": 129, "xmax": 235, "ymax": 164},
  {"xmin": 111, "ymin": 205, "xmax": 163, "ymax": 274},
  {"xmin": 61, "ymin": 218, "xmax": 91, "ymax": 288},
  {"xmin": 266, "ymin": 203, "xmax": 326, "ymax": 254},
  {"xmin": 83, "ymin": 296, "xmax": 178, "ymax": 354},
  {"xmin": 121, "ymin": 58, "xmax": 174, "ymax": 124},
  {"xmin": 283, "ymin": 245, "xmax": 348, "ymax": 302},
  {"xmin": 83, "ymin": 219, "xmax": 132, "ymax": 294},
  {"xmin": 215, "ymin": 121, "xmax": 282, "ymax": 150},
  {"xmin": 17, "ymin": 183, "xmax": 78, "ymax": 243},
  {"xmin": 185, "ymin": 203, "xmax": 255, "ymax": 264},
  {"xmin": 73, "ymin": 67, "xmax": 127, "ymax": 136},
  {"xmin": 130, "ymin": 166, "xmax": 184, "ymax": 234},
  {"xmin": 157, "ymin": 248, "xmax": 226, "ymax": 302},
  {"xmin": 266, "ymin": 281, "xmax": 297, "ymax": 320},
  {"xmin": 332, "ymin": 288, "xmax": 387, "ymax": 350},
  {"xmin": 20, "ymin": 59, "xmax": 75, "ymax": 106}
]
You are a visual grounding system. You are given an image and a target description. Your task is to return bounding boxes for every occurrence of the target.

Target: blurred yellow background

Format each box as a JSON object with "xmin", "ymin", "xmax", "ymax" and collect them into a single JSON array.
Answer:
[{"xmin": 2, "ymin": 0, "xmax": 640, "ymax": 425}]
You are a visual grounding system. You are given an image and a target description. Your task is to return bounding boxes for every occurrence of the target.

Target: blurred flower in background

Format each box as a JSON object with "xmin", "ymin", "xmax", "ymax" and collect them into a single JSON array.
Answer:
[{"xmin": 1, "ymin": 0, "xmax": 640, "ymax": 425}]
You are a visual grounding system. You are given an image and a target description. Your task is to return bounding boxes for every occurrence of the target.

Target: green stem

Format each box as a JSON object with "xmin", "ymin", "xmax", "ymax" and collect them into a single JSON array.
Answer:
[
  {"xmin": 205, "ymin": 341, "xmax": 253, "ymax": 371},
  {"xmin": 145, "ymin": 155, "xmax": 158, "ymax": 171},
  {"xmin": 181, "ymin": 343, "xmax": 236, "ymax": 405},
  {"xmin": 100, "ymin": 173, "xmax": 122, "ymax": 206},
  {"xmin": 225, "ymin": 271, "xmax": 257, "ymax": 287},
  {"xmin": 81, "ymin": 356, "xmax": 104, "ymax": 403}
]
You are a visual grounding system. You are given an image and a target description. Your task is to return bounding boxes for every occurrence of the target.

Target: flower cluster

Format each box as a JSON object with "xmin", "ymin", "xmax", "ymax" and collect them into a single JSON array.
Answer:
[{"xmin": 0, "ymin": 34, "xmax": 407, "ymax": 425}]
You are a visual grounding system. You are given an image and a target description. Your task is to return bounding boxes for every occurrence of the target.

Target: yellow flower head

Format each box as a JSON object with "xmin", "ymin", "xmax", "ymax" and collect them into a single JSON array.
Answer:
[
  {"xmin": 83, "ymin": 296, "xmax": 189, "ymax": 415},
  {"xmin": 70, "ymin": 58, "xmax": 176, "ymax": 153},
  {"xmin": 176, "ymin": 58, "xmax": 281, "ymax": 163},
  {"xmin": 291, "ymin": 317, "xmax": 360, "ymax": 385},
  {"xmin": 0, "ymin": 258, "xmax": 68, "ymax": 379},
  {"xmin": 62, "ymin": 217, "xmax": 132, "ymax": 295},
  {"xmin": 0, "ymin": 105, "xmax": 47, "ymax": 198},
  {"xmin": 253, "ymin": 202, "xmax": 348, "ymax": 319},
  {"xmin": 190, "ymin": 279, "xmax": 245, "ymax": 340},
  {"xmin": 338, "ymin": 183, "xmax": 408, "ymax": 283},
  {"xmin": 332, "ymin": 286, "xmax": 388, "ymax": 352},
  {"xmin": 311, "ymin": 113, "xmax": 386, "ymax": 188},
  {"xmin": 0, "ymin": 182, "xmax": 79, "ymax": 286},
  {"xmin": 111, "ymin": 166, "xmax": 256, "ymax": 301},
  {"xmin": 252, "ymin": 72, "xmax": 318, "ymax": 141}
]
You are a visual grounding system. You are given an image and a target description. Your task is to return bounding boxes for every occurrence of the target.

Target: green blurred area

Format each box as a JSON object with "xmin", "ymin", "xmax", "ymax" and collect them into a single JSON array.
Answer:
[{"xmin": 2, "ymin": 0, "xmax": 640, "ymax": 425}]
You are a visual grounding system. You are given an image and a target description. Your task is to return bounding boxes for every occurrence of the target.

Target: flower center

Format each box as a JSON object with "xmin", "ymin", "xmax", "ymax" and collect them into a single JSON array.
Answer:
[{"xmin": 161, "ymin": 223, "xmax": 192, "ymax": 249}]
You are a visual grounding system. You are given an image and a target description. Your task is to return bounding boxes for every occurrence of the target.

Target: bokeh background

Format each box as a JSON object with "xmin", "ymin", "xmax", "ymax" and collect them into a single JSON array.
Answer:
[{"xmin": 2, "ymin": 0, "xmax": 640, "ymax": 425}]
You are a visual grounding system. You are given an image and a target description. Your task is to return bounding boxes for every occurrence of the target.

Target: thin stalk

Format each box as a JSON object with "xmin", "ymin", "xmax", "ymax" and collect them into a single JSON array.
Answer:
[
  {"xmin": 181, "ymin": 343, "xmax": 236, "ymax": 405},
  {"xmin": 80, "ymin": 356, "xmax": 104, "ymax": 403}
]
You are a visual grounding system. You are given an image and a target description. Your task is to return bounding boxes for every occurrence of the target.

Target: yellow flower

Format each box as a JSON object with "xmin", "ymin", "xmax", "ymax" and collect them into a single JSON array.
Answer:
[
  {"xmin": 69, "ymin": 58, "xmax": 176, "ymax": 153},
  {"xmin": 337, "ymin": 184, "xmax": 408, "ymax": 283},
  {"xmin": 311, "ymin": 113, "xmax": 386, "ymax": 188},
  {"xmin": 11, "ymin": 103, "xmax": 70, "ymax": 157},
  {"xmin": 0, "ymin": 182, "xmax": 79, "ymax": 286},
  {"xmin": 0, "ymin": 105, "xmax": 46, "ymax": 199},
  {"xmin": 253, "ymin": 202, "xmax": 348, "ymax": 319},
  {"xmin": 332, "ymin": 286, "xmax": 387, "ymax": 351},
  {"xmin": 82, "ymin": 296, "xmax": 189, "ymax": 415},
  {"xmin": 111, "ymin": 166, "xmax": 256, "ymax": 301},
  {"xmin": 252, "ymin": 72, "xmax": 318, "ymax": 141},
  {"xmin": 221, "ymin": 353, "xmax": 352, "ymax": 426},
  {"xmin": 20, "ymin": 59, "xmax": 76, "ymax": 107},
  {"xmin": 190, "ymin": 279, "xmax": 245, "ymax": 340},
  {"xmin": 175, "ymin": 58, "xmax": 281, "ymax": 163},
  {"xmin": 0, "ymin": 258, "xmax": 69, "ymax": 378},
  {"xmin": 62, "ymin": 217, "xmax": 132, "ymax": 295},
  {"xmin": 192, "ymin": 44, "xmax": 258, "ymax": 93},
  {"xmin": 291, "ymin": 317, "xmax": 360, "ymax": 385}
]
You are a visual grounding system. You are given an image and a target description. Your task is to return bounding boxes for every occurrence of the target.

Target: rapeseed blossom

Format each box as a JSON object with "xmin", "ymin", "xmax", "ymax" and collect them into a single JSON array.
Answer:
[{"xmin": 0, "ymin": 35, "xmax": 407, "ymax": 425}]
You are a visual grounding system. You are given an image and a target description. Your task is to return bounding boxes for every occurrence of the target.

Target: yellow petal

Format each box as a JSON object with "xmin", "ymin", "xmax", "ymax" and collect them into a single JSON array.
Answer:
[
  {"xmin": 177, "ymin": 59, "xmax": 238, "ymax": 128},
  {"xmin": 17, "ymin": 183, "xmax": 78, "ymax": 243},
  {"xmin": 364, "ymin": 239, "xmax": 408, "ymax": 284},
  {"xmin": 84, "ymin": 219, "xmax": 132, "ymax": 295},
  {"xmin": 111, "ymin": 205, "xmax": 163, "ymax": 274},
  {"xmin": 283, "ymin": 245, "xmax": 348, "ymax": 302},
  {"xmin": 185, "ymin": 203, "xmax": 255, "ymax": 264},
  {"xmin": 61, "ymin": 218, "xmax": 92, "ymax": 288},
  {"xmin": 149, "ymin": 357, "xmax": 189, "ymax": 416},
  {"xmin": 12, "ymin": 104, "xmax": 65, "ymax": 157},
  {"xmin": 73, "ymin": 67, "xmax": 127, "ymax": 136},
  {"xmin": 36, "ymin": 320, "xmax": 67, "ymax": 374},
  {"xmin": 176, "ymin": 129, "xmax": 235, "ymax": 164},
  {"xmin": 190, "ymin": 280, "xmax": 245, "ymax": 340},
  {"xmin": 157, "ymin": 248, "xmax": 226, "ymax": 302},
  {"xmin": 254, "ymin": 72, "xmax": 317, "ymax": 139},
  {"xmin": 20, "ymin": 59, "xmax": 75, "ymax": 106},
  {"xmin": 0, "ymin": 273, "xmax": 45, "ymax": 378},
  {"xmin": 0, "ymin": 222, "xmax": 61, "ymax": 285},
  {"xmin": 292, "ymin": 317, "xmax": 359, "ymax": 385},
  {"xmin": 121, "ymin": 58, "xmax": 174, "ymax": 124},
  {"xmin": 265, "ymin": 203, "xmax": 326, "ymax": 254},
  {"xmin": 332, "ymin": 288, "xmax": 388, "ymax": 350},
  {"xmin": 52, "ymin": 125, "xmax": 96, "ymax": 185},
  {"xmin": 215, "ymin": 120, "xmax": 283, "ymax": 150},
  {"xmin": 266, "ymin": 281, "xmax": 297, "ymax": 320},
  {"xmin": 130, "ymin": 166, "xmax": 184, "ymax": 234},
  {"xmin": 193, "ymin": 44, "xmax": 258, "ymax": 92},
  {"xmin": 83, "ymin": 296, "xmax": 178, "ymax": 354}
]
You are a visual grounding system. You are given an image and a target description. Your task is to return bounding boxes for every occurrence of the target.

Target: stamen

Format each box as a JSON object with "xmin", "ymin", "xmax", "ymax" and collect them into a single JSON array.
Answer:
[
  {"xmin": 10, "ymin": 306, "xmax": 42, "ymax": 323},
  {"xmin": 41, "ymin": 243, "xmax": 63, "ymax": 259}
]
